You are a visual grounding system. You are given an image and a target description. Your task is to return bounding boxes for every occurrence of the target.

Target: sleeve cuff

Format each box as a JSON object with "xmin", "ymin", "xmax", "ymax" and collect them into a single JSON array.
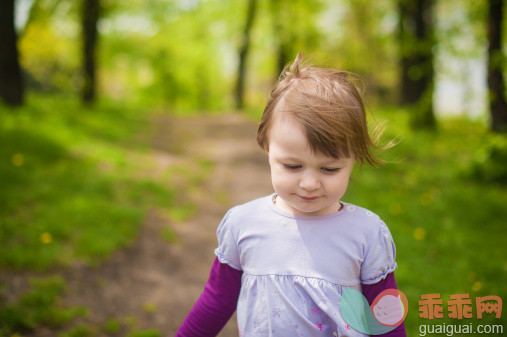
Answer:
[
  {"xmin": 361, "ymin": 262, "xmax": 397, "ymax": 285},
  {"xmin": 214, "ymin": 249, "xmax": 242, "ymax": 270}
]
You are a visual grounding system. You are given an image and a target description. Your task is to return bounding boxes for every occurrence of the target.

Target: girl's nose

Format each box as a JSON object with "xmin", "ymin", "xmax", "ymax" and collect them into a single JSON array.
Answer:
[{"xmin": 299, "ymin": 170, "xmax": 321, "ymax": 190}]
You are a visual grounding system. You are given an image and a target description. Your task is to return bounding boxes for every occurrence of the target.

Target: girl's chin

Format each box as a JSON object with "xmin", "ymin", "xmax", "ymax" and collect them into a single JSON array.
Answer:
[
  {"xmin": 276, "ymin": 194, "xmax": 339, "ymax": 215},
  {"xmin": 290, "ymin": 203, "xmax": 331, "ymax": 216}
]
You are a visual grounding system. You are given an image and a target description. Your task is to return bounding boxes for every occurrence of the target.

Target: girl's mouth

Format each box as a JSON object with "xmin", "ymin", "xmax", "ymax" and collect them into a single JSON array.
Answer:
[{"xmin": 298, "ymin": 195, "xmax": 319, "ymax": 201}]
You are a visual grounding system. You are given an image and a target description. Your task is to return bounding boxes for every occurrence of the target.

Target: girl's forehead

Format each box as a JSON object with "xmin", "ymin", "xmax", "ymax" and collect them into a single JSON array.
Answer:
[
  {"xmin": 270, "ymin": 111, "xmax": 304, "ymax": 134},
  {"xmin": 269, "ymin": 121, "xmax": 350, "ymax": 163},
  {"xmin": 269, "ymin": 115, "xmax": 307, "ymax": 144}
]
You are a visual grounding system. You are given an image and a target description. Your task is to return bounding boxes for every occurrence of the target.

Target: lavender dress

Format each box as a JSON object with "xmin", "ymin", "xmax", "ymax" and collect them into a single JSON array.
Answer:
[{"xmin": 215, "ymin": 194, "xmax": 397, "ymax": 337}]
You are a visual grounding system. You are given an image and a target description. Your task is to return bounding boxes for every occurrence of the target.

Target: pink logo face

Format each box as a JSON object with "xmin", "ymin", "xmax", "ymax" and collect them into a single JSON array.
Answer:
[{"xmin": 371, "ymin": 289, "xmax": 409, "ymax": 327}]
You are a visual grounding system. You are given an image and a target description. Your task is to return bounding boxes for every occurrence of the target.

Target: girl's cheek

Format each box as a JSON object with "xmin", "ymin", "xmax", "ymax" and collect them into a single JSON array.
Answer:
[
  {"xmin": 273, "ymin": 169, "xmax": 296, "ymax": 184},
  {"xmin": 276, "ymin": 173, "xmax": 293, "ymax": 184}
]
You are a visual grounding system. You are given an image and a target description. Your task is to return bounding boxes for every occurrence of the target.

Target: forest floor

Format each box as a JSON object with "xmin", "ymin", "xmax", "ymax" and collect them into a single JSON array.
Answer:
[{"xmin": 4, "ymin": 113, "xmax": 273, "ymax": 337}]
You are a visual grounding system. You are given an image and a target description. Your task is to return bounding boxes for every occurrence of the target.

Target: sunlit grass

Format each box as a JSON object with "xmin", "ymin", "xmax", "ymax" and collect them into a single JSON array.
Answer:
[{"xmin": 0, "ymin": 94, "xmax": 181, "ymax": 270}]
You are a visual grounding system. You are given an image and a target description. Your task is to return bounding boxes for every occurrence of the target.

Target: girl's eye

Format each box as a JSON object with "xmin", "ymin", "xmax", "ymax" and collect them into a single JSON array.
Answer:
[
  {"xmin": 322, "ymin": 167, "xmax": 341, "ymax": 173},
  {"xmin": 283, "ymin": 164, "xmax": 301, "ymax": 171}
]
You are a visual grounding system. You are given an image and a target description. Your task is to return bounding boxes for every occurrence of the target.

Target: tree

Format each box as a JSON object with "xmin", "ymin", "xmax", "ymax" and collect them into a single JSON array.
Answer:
[
  {"xmin": 398, "ymin": 0, "xmax": 435, "ymax": 129},
  {"xmin": 0, "ymin": 0, "xmax": 25, "ymax": 106},
  {"xmin": 270, "ymin": 0, "xmax": 295, "ymax": 76},
  {"xmin": 487, "ymin": 0, "xmax": 507, "ymax": 132},
  {"xmin": 235, "ymin": 0, "xmax": 258, "ymax": 110},
  {"xmin": 82, "ymin": 0, "xmax": 100, "ymax": 104}
]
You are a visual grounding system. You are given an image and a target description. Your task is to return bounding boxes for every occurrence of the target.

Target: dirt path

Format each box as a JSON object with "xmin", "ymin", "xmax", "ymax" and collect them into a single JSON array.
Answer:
[{"xmin": 35, "ymin": 113, "xmax": 272, "ymax": 336}]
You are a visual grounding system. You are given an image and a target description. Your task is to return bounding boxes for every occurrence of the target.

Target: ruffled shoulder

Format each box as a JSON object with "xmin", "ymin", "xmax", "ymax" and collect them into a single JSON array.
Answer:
[
  {"xmin": 360, "ymin": 219, "xmax": 397, "ymax": 284},
  {"xmin": 214, "ymin": 207, "xmax": 242, "ymax": 270}
]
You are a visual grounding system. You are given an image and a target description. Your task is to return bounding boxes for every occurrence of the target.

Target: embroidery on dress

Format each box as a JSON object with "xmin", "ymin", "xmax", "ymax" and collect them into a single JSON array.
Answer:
[{"xmin": 253, "ymin": 316, "xmax": 263, "ymax": 329}]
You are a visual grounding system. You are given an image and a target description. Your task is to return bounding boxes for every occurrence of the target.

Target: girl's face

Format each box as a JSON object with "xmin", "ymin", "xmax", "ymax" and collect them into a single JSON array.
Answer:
[{"xmin": 267, "ymin": 116, "xmax": 354, "ymax": 216}]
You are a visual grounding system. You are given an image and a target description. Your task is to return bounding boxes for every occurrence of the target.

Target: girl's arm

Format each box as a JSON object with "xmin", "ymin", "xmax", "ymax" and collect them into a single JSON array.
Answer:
[
  {"xmin": 175, "ymin": 257, "xmax": 242, "ymax": 337},
  {"xmin": 362, "ymin": 272, "xmax": 407, "ymax": 337}
]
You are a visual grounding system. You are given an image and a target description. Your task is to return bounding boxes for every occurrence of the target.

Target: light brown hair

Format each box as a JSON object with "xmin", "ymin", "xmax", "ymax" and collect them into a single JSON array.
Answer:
[{"xmin": 257, "ymin": 53, "xmax": 386, "ymax": 166}]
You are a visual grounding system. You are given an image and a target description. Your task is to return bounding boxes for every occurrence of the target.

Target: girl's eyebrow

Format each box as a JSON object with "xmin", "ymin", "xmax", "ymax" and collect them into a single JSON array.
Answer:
[
  {"xmin": 278, "ymin": 155, "xmax": 301, "ymax": 161},
  {"xmin": 321, "ymin": 158, "xmax": 348, "ymax": 165},
  {"xmin": 278, "ymin": 155, "xmax": 345, "ymax": 166}
]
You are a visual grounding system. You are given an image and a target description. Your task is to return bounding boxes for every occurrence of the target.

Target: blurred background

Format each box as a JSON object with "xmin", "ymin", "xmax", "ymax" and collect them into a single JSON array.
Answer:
[{"xmin": 0, "ymin": 0, "xmax": 506, "ymax": 336}]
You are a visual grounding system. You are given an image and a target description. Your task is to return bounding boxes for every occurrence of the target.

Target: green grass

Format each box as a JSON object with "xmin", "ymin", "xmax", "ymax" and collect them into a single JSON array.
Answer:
[
  {"xmin": 0, "ymin": 276, "xmax": 88, "ymax": 337},
  {"xmin": 0, "ymin": 93, "xmax": 216, "ymax": 337},
  {"xmin": 345, "ymin": 107, "xmax": 507, "ymax": 335},
  {"xmin": 58, "ymin": 324, "xmax": 96, "ymax": 337},
  {"xmin": 103, "ymin": 318, "xmax": 121, "ymax": 334},
  {"xmin": 0, "ymin": 94, "xmax": 184, "ymax": 270},
  {"xmin": 126, "ymin": 329, "xmax": 161, "ymax": 337}
]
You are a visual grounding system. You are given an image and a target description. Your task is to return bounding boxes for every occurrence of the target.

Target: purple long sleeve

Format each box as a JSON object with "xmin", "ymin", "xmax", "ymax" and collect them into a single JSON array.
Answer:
[
  {"xmin": 176, "ymin": 259, "xmax": 406, "ymax": 337},
  {"xmin": 175, "ymin": 257, "xmax": 242, "ymax": 337},
  {"xmin": 362, "ymin": 272, "xmax": 407, "ymax": 337}
]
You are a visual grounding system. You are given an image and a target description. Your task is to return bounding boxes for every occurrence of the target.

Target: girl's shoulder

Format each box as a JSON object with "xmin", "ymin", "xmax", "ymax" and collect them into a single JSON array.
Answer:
[
  {"xmin": 340, "ymin": 202, "xmax": 391, "ymax": 234},
  {"xmin": 341, "ymin": 202, "xmax": 382, "ymax": 222},
  {"xmin": 227, "ymin": 194, "xmax": 272, "ymax": 214},
  {"xmin": 220, "ymin": 194, "xmax": 273, "ymax": 224}
]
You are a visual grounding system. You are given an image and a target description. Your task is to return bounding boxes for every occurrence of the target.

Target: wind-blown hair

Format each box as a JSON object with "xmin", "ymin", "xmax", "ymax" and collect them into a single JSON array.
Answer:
[{"xmin": 257, "ymin": 53, "xmax": 387, "ymax": 166}]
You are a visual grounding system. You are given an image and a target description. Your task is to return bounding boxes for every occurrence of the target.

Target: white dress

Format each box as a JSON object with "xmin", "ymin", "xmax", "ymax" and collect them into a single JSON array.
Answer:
[{"xmin": 215, "ymin": 194, "xmax": 397, "ymax": 337}]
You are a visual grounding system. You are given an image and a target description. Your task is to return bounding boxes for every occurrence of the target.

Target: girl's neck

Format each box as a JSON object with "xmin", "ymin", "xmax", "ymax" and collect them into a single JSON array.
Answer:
[{"xmin": 272, "ymin": 194, "xmax": 343, "ymax": 216}]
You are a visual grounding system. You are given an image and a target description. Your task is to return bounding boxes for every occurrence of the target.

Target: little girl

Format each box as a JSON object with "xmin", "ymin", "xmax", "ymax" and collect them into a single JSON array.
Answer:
[{"xmin": 175, "ymin": 54, "xmax": 406, "ymax": 337}]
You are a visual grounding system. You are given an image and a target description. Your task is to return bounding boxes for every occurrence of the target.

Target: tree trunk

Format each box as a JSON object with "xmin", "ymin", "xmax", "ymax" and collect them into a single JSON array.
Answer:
[
  {"xmin": 270, "ymin": 0, "xmax": 291, "ymax": 77},
  {"xmin": 487, "ymin": 0, "xmax": 507, "ymax": 132},
  {"xmin": 82, "ymin": 0, "xmax": 100, "ymax": 104},
  {"xmin": 235, "ymin": 0, "xmax": 258, "ymax": 110},
  {"xmin": 398, "ymin": 0, "xmax": 435, "ymax": 129},
  {"xmin": 0, "ymin": 0, "xmax": 25, "ymax": 106}
]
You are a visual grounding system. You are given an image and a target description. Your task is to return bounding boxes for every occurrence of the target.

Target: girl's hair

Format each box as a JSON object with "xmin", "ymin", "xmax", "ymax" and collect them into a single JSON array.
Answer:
[{"xmin": 257, "ymin": 53, "xmax": 387, "ymax": 166}]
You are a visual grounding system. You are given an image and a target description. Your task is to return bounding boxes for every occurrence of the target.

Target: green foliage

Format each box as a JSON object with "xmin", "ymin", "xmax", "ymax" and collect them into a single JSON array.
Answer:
[
  {"xmin": 435, "ymin": 0, "xmax": 487, "ymax": 60},
  {"xmin": 160, "ymin": 226, "xmax": 178, "ymax": 243},
  {"xmin": 15, "ymin": 0, "xmax": 504, "ymax": 118},
  {"xmin": 127, "ymin": 329, "xmax": 161, "ymax": 337},
  {"xmin": 96, "ymin": 0, "xmax": 236, "ymax": 110},
  {"xmin": 16, "ymin": 0, "xmax": 404, "ymax": 111},
  {"xmin": 103, "ymin": 318, "xmax": 122, "ymax": 334},
  {"xmin": 0, "ymin": 94, "xmax": 178, "ymax": 270},
  {"xmin": 469, "ymin": 133, "xmax": 507, "ymax": 184},
  {"xmin": 19, "ymin": 1, "xmax": 81, "ymax": 93},
  {"xmin": 58, "ymin": 324, "xmax": 96, "ymax": 337},
  {"xmin": 0, "ymin": 276, "xmax": 88, "ymax": 336}
]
